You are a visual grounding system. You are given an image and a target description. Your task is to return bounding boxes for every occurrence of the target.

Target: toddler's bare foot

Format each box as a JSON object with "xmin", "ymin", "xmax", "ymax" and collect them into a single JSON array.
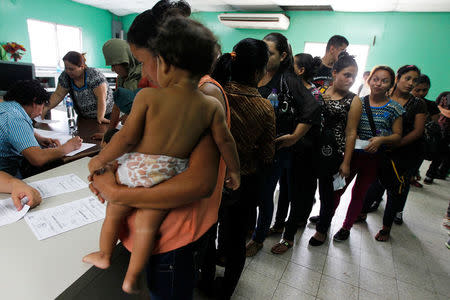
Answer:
[
  {"xmin": 122, "ymin": 276, "xmax": 140, "ymax": 294},
  {"xmin": 82, "ymin": 251, "xmax": 111, "ymax": 269}
]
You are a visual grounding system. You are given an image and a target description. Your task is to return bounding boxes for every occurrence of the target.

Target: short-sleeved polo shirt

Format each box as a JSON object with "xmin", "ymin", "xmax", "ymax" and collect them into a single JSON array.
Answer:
[{"xmin": 0, "ymin": 101, "xmax": 39, "ymax": 177}]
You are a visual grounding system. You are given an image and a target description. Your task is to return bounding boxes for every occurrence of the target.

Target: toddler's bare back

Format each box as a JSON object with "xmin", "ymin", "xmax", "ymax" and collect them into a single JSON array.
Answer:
[{"xmin": 131, "ymin": 86, "xmax": 222, "ymax": 158}]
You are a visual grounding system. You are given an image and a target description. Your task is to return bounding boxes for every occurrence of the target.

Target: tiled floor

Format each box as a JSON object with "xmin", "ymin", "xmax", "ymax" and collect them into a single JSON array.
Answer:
[{"xmin": 196, "ymin": 162, "xmax": 450, "ymax": 300}]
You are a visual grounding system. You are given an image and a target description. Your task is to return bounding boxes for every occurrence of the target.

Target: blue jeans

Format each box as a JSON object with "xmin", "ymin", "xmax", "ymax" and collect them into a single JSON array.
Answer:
[
  {"xmin": 252, "ymin": 148, "xmax": 294, "ymax": 243},
  {"xmin": 146, "ymin": 233, "xmax": 207, "ymax": 300}
]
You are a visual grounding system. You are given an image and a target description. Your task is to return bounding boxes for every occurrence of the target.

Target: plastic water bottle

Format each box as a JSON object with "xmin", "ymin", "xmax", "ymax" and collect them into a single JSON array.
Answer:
[
  {"xmin": 65, "ymin": 95, "xmax": 76, "ymax": 132},
  {"xmin": 267, "ymin": 88, "xmax": 279, "ymax": 108}
]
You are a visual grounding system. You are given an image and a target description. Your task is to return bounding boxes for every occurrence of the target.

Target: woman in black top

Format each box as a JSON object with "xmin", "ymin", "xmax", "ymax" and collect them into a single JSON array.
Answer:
[
  {"xmin": 245, "ymin": 33, "xmax": 321, "ymax": 256},
  {"xmin": 362, "ymin": 65, "xmax": 426, "ymax": 241}
]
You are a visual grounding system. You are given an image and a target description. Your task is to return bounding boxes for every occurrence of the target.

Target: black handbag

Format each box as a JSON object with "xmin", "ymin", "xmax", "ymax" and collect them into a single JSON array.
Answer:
[
  {"xmin": 276, "ymin": 75, "xmax": 298, "ymax": 135},
  {"xmin": 423, "ymin": 121, "xmax": 442, "ymax": 160},
  {"xmin": 364, "ymin": 96, "xmax": 405, "ymax": 193},
  {"xmin": 317, "ymin": 127, "xmax": 342, "ymax": 176}
]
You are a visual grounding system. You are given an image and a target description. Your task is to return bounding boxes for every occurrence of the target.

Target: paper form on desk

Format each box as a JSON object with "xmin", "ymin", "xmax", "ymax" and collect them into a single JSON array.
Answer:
[
  {"xmin": 0, "ymin": 174, "xmax": 87, "ymax": 227},
  {"xmin": 0, "ymin": 198, "xmax": 30, "ymax": 227},
  {"xmin": 33, "ymin": 128, "xmax": 96, "ymax": 156},
  {"xmin": 24, "ymin": 196, "xmax": 106, "ymax": 240},
  {"xmin": 28, "ymin": 174, "xmax": 88, "ymax": 199}
]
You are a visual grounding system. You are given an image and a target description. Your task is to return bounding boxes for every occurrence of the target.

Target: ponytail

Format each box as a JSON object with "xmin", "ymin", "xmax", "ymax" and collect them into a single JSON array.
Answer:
[{"xmin": 211, "ymin": 53, "xmax": 233, "ymax": 86}]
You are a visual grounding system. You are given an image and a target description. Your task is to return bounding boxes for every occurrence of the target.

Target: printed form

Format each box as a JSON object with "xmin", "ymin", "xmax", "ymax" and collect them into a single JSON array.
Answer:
[
  {"xmin": 34, "ymin": 128, "xmax": 96, "ymax": 156},
  {"xmin": 0, "ymin": 174, "xmax": 87, "ymax": 227},
  {"xmin": 24, "ymin": 196, "xmax": 106, "ymax": 240}
]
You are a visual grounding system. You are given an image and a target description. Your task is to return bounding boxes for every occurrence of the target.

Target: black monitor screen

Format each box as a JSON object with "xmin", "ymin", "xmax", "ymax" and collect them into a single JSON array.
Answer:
[{"xmin": 0, "ymin": 61, "xmax": 35, "ymax": 93}]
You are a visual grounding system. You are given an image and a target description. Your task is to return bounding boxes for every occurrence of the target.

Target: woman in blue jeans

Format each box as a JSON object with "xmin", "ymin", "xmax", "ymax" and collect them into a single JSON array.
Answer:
[{"xmin": 245, "ymin": 32, "xmax": 321, "ymax": 257}]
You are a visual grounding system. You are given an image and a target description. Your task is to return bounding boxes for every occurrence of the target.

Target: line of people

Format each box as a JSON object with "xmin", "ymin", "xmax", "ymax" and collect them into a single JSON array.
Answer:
[{"xmin": 2, "ymin": 1, "xmax": 448, "ymax": 299}]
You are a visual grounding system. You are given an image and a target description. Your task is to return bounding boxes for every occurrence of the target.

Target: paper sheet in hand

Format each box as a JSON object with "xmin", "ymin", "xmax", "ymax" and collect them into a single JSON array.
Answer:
[
  {"xmin": 0, "ymin": 198, "xmax": 30, "ymax": 227},
  {"xmin": 34, "ymin": 128, "xmax": 96, "ymax": 156},
  {"xmin": 355, "ymin": 139, "xmax": 370, "ymax": 150},
  {"xmin": 28, "ymin": 174, "xmax": 88, "ymax": 199},
  {"xmin": 24, "ymin": 196, "xmax": 106, "ymax": 240},
  {"xmin": 333, "ymin": 173, "xmax": 346, "ymax": 191}
]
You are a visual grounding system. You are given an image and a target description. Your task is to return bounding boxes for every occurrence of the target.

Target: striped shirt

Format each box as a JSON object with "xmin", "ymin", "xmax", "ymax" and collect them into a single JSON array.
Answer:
[
  {"xmin": 0, "ymin": 101, "xmax": 39, "ymax": 177},
  {"xmin": 224, "ymin": 81, "xmax": 276, "ymax": 175},
  {"xmin": 358, "ymin": 97, "xmax": 404, "ymax": 140}
]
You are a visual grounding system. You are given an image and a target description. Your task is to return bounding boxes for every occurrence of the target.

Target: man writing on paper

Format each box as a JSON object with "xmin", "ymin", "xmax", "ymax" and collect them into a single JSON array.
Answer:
[{"xmin": 0, "ymin": 80, "xmax": 82, "ymax": 178}]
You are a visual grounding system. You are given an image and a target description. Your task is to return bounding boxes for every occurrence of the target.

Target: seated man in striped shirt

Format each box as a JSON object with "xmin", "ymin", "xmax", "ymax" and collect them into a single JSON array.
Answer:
[{"xmin": 0, "ymin": 80, "xmax": 82, "ymax": 178}]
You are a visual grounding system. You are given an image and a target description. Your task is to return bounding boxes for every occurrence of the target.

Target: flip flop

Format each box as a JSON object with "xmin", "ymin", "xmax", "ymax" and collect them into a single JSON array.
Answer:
[{"xmin": 270, "ymin": 240, "xmax": 293, "ymax": 254}]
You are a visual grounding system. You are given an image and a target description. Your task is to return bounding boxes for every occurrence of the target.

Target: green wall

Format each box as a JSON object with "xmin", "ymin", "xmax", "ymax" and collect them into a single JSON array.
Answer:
[
  {"xmin": 0, "ymin": 0, "xmax": 113, "ymax": 68},
  {"xmin": 123, "ymin": 11, "xmax": 450, "ymax": 100}
]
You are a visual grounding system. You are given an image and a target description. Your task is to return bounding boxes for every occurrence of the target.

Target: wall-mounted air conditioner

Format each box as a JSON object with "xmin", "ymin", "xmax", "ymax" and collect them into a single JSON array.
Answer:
[{"xmin": 218, "ymin": 13, "xmax": 290, "ymax": 30}]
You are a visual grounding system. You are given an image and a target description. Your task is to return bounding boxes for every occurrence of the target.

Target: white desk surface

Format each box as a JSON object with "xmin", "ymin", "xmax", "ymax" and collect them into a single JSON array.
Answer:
[{"xmin": 0, "ymin": 157, "xmax": 104, "ymax": 300}]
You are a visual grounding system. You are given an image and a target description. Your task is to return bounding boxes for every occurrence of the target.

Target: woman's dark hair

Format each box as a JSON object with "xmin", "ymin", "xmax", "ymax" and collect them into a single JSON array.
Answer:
[
  {"xmin": 367, "ymin": 65, "xmax": 396, "ymax": 89},
  {"xmin": 294, "ymin": 53, "xmax": 322, "ymax": 82},
  {"xmin": 127, "ymin": 0, "xmax": 191, "ymax": 52},
  {"xmin": 332, "ymin": 51, "xmax": 358, "ymax": 73},
  {"xmin": 62, "ymin": 51, "xmax": 87, "ymax": 67},
  {"xmin": 211, "ymin": 38, "xmax": 269, "ymax": 87},
  {"xmin": 396, "ymin": 65, "xmax": 420, "ymax": 80},
  {"xmin": 416, "ymin": 74, "xmax": 431, "ymax": 87},
  {"xmin": 436, "ymin": 91, "xmax": 449, "ymax": 106},
  {"xmin": 263, "ymin": 32, "xmax": 293, "ymax": 72},
  {"xmin": 391, "ymin": 64, "xmax": 421, "ymax": 94},
  {"xmin": 4, "ymin": 80, "xmax": 49, "ymax": 106}
]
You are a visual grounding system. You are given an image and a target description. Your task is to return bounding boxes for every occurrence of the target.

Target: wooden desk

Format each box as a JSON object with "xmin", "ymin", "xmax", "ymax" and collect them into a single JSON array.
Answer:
[
  {"xmin": 0, "ymin": 158, "xmax": 147, "ymax": 300},
  {"xmin": 34, "ymin": 109, "xmax": 109, "ymax": 163}
]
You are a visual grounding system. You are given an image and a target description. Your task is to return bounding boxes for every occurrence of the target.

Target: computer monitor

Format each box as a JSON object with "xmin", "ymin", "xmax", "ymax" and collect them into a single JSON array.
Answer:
[{"xmin": 0, "ymin": 61, "xmax": 35, "ymax": 96}]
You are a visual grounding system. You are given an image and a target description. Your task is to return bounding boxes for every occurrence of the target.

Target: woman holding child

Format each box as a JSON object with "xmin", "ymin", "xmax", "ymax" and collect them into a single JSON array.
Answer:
[{"xmin": 89, "ymin": 1, "xmax": 232, "ymax": 299}]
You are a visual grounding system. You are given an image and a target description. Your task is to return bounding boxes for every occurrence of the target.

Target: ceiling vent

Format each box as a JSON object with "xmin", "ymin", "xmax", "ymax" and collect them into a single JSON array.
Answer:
[{"xmin": 218, "ymin": 13, "xmax": 290, "ymax": 30}]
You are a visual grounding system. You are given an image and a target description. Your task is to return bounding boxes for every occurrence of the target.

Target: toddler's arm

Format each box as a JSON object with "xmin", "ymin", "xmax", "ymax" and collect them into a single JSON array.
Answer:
[
  {"xmin": 210, "ymin": 100, "xmax": 240, "ymax": 190},
  {"xmin": 89, "ymin": 90, "xmax": 150, "ymax": 175}
]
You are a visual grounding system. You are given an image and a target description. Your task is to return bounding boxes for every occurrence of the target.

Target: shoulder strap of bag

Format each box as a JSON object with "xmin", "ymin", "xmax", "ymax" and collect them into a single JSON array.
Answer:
[{"xmin": 363, "ymin": 95, "xmax": 377, "ymax": 137}]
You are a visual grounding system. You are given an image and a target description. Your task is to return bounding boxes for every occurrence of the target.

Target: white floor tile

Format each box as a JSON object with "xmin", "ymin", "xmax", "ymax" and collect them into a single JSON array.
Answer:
[
  {"xmin": 317, "ymin": 275, "xmax": 358, "ymax": 300},
  {"xmin": 358, "ymin": 288, "xmax": 391, "ymax": 300},
  {"xmin": 397, "ymin": 280, "xmax": 439, "ymax": 300},
  {"xmin": 247, "ymin": 251, "xmax": 288, "ymax": 280},
  {"xmin": 272, "ymin": 283, "xmax": 316, "ymax": 300},
  {"xmin": 359, "ymin": 267, "xmax": 399, "ymax": 300},
  {"xmin": 323, "ymin": 256, "xmax": 359, "ymax": 286},
  {"xmin": 234, "ymin": 269, "xmax": 279, "ymax": 300},
  {"xmin": 360, "ymin": 249, "xmax": 396, "ymax": 278},
  {"xmin": 394, "ymin": 261, "xmax": 435, "ymax": 292},
  {"xmin": 280, "ymin": 262, "xmax": 321, "ymax": 296}
]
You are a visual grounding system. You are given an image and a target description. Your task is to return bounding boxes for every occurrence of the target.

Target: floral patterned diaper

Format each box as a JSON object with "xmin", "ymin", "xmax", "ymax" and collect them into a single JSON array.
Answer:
[{"xmin": 116, "ymin": 152, "xmax": 189, "ymax": 188}]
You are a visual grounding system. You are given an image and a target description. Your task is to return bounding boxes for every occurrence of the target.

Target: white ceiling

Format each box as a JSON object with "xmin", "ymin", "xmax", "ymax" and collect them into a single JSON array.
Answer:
[{"xmin": 73, "ymin": 0, "xmax": 450, "ymax": 16}]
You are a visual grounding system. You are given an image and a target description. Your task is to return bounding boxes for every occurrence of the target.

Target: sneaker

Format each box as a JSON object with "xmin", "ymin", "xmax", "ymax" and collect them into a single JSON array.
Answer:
[
  {"xmin": 309, "ymin": 215, "xmax": 320, "ymax": 224},
  {"xmin": 423, "ymin": 177, "xmax": 433, "ymax": 185},
  {"xmin": 333, "ymin": 228, "xmax": 350, "ymax": 242},
  {"xmin": 394, "ymin": 212, "xmax": 403, "ymax": 225},
  {"xmin": 446, "ymin": 239, "xmax": 450, "ymax": 249},
  {"xmin": 245, "ymin": 240, "xmax": 263, "ymax": 257}
]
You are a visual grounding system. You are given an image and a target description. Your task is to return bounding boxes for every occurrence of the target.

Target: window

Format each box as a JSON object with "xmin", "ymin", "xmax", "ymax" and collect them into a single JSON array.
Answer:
[
  {"xmin": 27, "ymin": 19, "xmax": 82, "ymax": 68},
  {"xmin": 304, "ymin": 42, "xmax": 370, "ymax": 94}
]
